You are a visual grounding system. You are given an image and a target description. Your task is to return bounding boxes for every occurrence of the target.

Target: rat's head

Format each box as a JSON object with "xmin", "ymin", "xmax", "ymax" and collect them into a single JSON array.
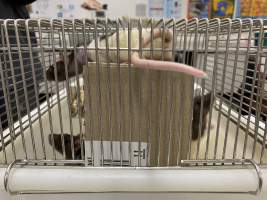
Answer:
[
  {"xmin": 48, "ymin": 133, "xmax": 81, "ymax": 159},
  {"xmin": 191, "ymin": 91, "xmax": 213, "ymax": 140},
  {"xmin": 46, "ymin": 52, "xmax": 83, "ymax": 82},
  {"xmin": 46, "ymin": 60, "xmax": 67, "ymax": 81}
]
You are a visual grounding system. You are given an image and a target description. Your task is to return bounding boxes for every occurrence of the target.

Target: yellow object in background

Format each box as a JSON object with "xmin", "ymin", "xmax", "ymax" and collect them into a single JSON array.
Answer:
[
  {"xmin": 213, "ymin": 0, "xmax": 218, "ymax": 11},
  {"xmin": 70, "ymin": 86, "xmax": 85, "ymax": 118},
  {"xmin": 240, "ymin": 0, "xmax": 267, "ymax": 17}
]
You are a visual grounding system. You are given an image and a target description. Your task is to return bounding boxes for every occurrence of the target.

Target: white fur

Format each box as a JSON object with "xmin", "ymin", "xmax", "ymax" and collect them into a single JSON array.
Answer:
[{"xmin": 85, "ymin": 29, "xmax": 173, "ymax": 64}]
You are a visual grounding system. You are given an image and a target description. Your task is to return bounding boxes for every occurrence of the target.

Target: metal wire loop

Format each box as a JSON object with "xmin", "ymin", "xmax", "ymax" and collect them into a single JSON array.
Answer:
[
  {"xmin": 4, "ymin": 159, "xmax": 28, "ymax": 195},
  {"xmin": 181, "ymin": 158, "xmax": 263, "ymax": 196}
]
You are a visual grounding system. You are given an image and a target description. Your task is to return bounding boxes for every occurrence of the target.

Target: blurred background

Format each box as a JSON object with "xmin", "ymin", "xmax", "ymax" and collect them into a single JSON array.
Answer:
[{"xmin": 27, "ymin": 0, "xmax": 267, "ymax": 19}]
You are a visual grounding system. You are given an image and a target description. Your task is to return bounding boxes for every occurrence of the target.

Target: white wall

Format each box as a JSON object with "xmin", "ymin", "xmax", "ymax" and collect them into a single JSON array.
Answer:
[
  {"xmin": 30, "ymin": 0, "xmax": 148, "ymax": 19},
  {"xmin": 30, "ymin": 0, "xmax": 93, "ymax": 18},
  {"xmin": 100, "ymin": 0, "xmax": 188, "ymax": 19},
  {"xmin": 102, "ymin": 0, "xmax": 147, "ymax": 18},
  {"xmin": 30, "ymin": 0, "xmax": 187, "ymax": 19}
]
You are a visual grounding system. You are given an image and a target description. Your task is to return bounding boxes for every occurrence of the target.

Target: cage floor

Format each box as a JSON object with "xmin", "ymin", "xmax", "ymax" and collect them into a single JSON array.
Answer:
[{"xmin": 0, "ymin": 96, "xmax": 266, "ymax": 165}]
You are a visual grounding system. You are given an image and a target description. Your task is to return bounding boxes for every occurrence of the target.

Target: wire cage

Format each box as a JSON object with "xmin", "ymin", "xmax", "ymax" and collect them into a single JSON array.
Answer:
[{"xmin": 0, "ymin": 17, "xmax": 267, "ymax": 172}]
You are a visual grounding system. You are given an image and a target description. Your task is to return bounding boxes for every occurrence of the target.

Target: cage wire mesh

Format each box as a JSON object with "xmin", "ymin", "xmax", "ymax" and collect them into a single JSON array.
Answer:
[{"xmin": 0, "ymin": 18, "xmax": 266, "ymax": 167}]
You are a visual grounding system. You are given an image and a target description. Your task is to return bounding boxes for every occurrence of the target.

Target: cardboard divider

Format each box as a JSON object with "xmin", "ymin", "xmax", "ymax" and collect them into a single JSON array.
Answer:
[{"xmin": 83, "ymin": 63, "xmax": 194, "ymax": 166}]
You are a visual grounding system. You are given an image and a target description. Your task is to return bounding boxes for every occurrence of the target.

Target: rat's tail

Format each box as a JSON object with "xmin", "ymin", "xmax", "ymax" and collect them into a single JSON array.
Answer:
[
  {"xmin": 134, "ymin": 29, "xmax": 207, "ymax": 79},
  {"xmin": 131, "ymin": 53, "xmax": 207, "ymax": 79}
]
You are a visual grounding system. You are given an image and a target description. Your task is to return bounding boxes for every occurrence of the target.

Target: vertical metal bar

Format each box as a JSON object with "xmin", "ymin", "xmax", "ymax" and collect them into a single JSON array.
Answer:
[
  {"xmin": 0, "ymin": 22, "xmax": 16, "ymax": 160},
  {"xmin": 127, "ymin": 19, "xmax": 133, "ymax": 166},
  {"xmin": 167, "ymin": 19, "xmax": 176, "ymax": 166},
  {"xmin": 146, "ymin": 18, "xmax": 154, "ymax": 167},
  {"xmin": 93, "ymin": 19, "xmax": 104, "ymax": 166},
  {"xmin": 25, "ymin": 19, "xmax": 43, "ymax": 160},
  {"xmin": 182, "ymin": 21, "xmax": 187, "ymax": 64},
  {"xmin": 60, "ymin": 19, "xmax": 75, "ymax": 160},
  {"xmin": 176, "ymin": 21, "xmax": 184, "ymax": 56},
  {"xmin": 137, "ymin": 19, "xmax": 143, "ymax": 167},
  {"xmin": 104, "ymin": 19, "xmax": 114, "ymax": 166},
  {"xmin": 205, "ymin": 18, "xmax": 220, "ymax": 160},
  {"xmin": 72, "ymin": 19, "xmax": 84, "ymax": 161},
  {"xmin": 46, "ymin": 26, "xmax": 54, "ymax": 102},
  {"xmin": 4, "ymin": 20, "xmax": 27, "ymax": 159},
  {"xmin": 222, "ymin": 19, "xmax": 242, "ymax": 160},
  {"xmin": 177, "ymin": 19, "xmax": 188, "ymax": 163},
  {"xmin": 83, "ymin": 19, "xmax": 93, "ymax": 163},
  {"xmin": 213, "ymin": 19, "xmax": 232, "ymax": 161},
  {"xmin": 0, "ymin": 119, "xmax": 7, "ymax": 163},
  {"xmin": 233, "ymin": 19, "xmax": 252, "ymax": 160},
  {"xmin": 253, "ymin": 76, "xmax": 264, "ymax": 161},
  {"xmin": 50, "ymin": 19, "xmax": 65, "ymax": 159},
  {"xmin": 0, "ymin": 70, "xmax": 7, "ymax": 164},
  {"xmin": 115, "ymin": 20, "xmax": 123, "ymax": 167},
  {"xmin": 14, "ymin": 20, "xmax": 35, "ymax": 160},
  {"xmin": 243, "ymin": 20, "xmax": 263, "ymax": 160},
  {"xmin": 196, "ymin": 19, "xmax": 209, "ymax": 160},
  {"xmin": 194, "ymin": 23, "xmax": 204, "ymax": 89},
  {"xmin": 260, "ymin": 57, "xmax": 267, "ymax": 164},
  {"xmin": 177, "ymin": 19, "xmax": 191, "ymax": 161},
  {"xmin": 251, "ymin": 22, "xmax": 264, "ymax": 160},
  {"xmin": 157, "ymin": 20, "xmax": 165, "ymax": 166},
  {"xmin": 37, "ymin": 19, "xmax": 56, "ymax": 160},
  {"xmin": 180, "ymin": 19, "xmax": 193, "ymax": 161}
]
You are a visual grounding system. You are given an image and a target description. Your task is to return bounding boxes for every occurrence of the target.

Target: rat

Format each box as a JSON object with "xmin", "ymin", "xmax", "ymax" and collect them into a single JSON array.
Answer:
[
  {"xmin": 46, "ymin": 28, "xmax": 207, "ymax": 82},
  {"xmin": 175, "ymin": 51, "xmax": 214, "ymax": 140},
  {"xmin": 192, "ymin": 91, "xmax": 213, "ymax": 140}
]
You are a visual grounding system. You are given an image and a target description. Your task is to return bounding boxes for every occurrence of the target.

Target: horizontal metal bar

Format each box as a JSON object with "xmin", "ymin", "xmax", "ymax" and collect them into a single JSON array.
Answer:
[{"xmin": 0, "ymin": 159, "xmax": 265, "ymax": 196}]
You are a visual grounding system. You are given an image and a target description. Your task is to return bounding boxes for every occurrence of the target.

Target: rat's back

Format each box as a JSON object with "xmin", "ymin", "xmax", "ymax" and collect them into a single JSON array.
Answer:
[{"xmin": 87, "ymin": 29, "xmax": 173, "ymax": 64}]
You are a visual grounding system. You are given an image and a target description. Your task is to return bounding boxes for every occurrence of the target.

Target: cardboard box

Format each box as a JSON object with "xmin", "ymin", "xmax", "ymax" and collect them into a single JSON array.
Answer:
[{"xmin": 83, "ymin": 64, "xmax": 194, "ymax": 166}]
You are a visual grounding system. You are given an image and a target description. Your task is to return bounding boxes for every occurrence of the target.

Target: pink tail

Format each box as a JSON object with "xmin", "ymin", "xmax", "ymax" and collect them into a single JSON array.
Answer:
[
  {"xmin": 136, "ymin": 29, "xmax": 207, "ymax": 79},
  {"xmin": 132, "ymin": 56, "xmax": 207, "ymax": 79}
]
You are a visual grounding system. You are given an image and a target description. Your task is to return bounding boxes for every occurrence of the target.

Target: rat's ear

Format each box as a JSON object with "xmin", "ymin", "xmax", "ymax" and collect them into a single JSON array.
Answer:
[
  {"xmin": 46, "ymin": 65, "xmax": 55, "ymax": 81},
  {"xmin": 58, "ymin": 52, "xmax": 71, "ymax": 64}
]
